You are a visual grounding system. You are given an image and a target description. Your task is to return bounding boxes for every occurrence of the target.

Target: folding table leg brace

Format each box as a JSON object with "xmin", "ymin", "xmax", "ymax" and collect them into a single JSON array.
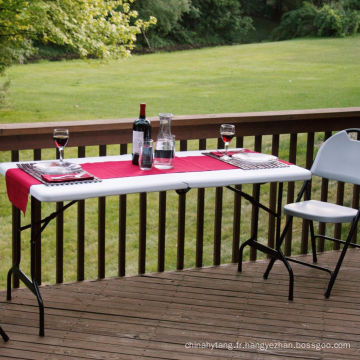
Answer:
[
  {"xmin": 6, "ymin": 198, "xmax": 78, "ymax": 336},
  {"xmin": 227, "ymin": 182, "xmax": 295, "ymax": 301}
]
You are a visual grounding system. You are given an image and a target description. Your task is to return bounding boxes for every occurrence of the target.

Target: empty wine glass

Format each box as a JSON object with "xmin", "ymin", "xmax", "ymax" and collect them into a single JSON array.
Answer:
[
  {"xmin": 220, "ymin": 124, "xmax": 235, "ymax": 160},
  {"xmin": 53, "ymin": 128, "xmax": 69, "ymax": 165}
]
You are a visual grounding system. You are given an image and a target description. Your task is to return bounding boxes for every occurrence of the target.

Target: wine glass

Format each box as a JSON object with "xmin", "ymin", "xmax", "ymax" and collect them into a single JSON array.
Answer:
[
  {"xmin": 53, "ymin": 128, "xmax": 69, "ymax": 166},
  {"xmin": 220, "ymin": 124, "xmax": 235, "ymax": 160}
]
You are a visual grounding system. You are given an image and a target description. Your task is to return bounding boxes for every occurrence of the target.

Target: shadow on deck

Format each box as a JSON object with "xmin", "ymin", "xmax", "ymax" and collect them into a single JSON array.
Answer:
[{"xmin": 1, "ymin": 250, "xmax": 360, "ymax": 359}]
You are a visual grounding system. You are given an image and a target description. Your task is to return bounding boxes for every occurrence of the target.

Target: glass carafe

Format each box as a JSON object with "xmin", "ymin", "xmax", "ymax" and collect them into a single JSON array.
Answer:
[{"xmin": 154, "ymin": 113, "xmax": 175, "ymax": 169}]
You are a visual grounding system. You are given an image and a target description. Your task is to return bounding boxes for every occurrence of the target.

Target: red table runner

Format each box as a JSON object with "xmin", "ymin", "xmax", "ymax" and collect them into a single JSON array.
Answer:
[{"xmin": 6, "ymin": 156, "xmax": 238, "ymax": 213}]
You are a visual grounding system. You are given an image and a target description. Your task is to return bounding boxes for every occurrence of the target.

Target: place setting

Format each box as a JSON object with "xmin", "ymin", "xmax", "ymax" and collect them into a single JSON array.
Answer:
[
  {"xmin": 203, "ymin": 124, "xmax": 290, "ymax": 170},
  {"xmin": 17, "ymin": 128, "xmax": 100, "ymax": 186}
]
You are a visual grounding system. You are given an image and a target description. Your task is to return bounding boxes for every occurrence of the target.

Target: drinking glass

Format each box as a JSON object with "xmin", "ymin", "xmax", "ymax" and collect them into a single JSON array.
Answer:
[
  {"xmin": 154, "ymin": 137, "xmax": 175, "ymax": 170},
  {"xmin": 139, "ymin": 139, "xmax": 154, "ymax": 171},
  {"xmin": 53, "ymin": 128, "xmax": 69, "ymax": 165},
  {"xmin": 220, "ymin": 124, "xmax": 235, "ymax": 160}
]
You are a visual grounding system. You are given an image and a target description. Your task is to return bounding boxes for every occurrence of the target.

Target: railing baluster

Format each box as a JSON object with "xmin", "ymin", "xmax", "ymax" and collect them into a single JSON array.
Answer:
[
  {"xmin": 177, "ymin": 140, "xmax": 188, "ymax": 270},
  {"xmin": 52, "ymin": 138, "xmax": 64, "ymax": 284},
  {"xmin": 352, "ymin": 184, "xmax": 360, "ymax": 245},
  {"xmin": 98, "ymin": 145, "xmax": 106, "ymax": 279},
  {"xmin": 334, "ymin": 181, "xmax": 345, "ymax": 250},
  {"xmin": 139, "ymin": 192, "xmax": 147, "ymax": 274},
  {"xmin": 33, "ymin": 149, "xmax": 42, "ymax": 284},
  {"xmin": 351, "ymin": 131, "xmax": 360, "ymax": 245},
  {"xmin": 250, "ymin": 136, "xmax": 262, "ymax": 261},
  {"xmin": 284, "ymin": 134, "xmax": 297, "ymax": 256},
  {"xmin": 267, "ymin": 134, "xmax": 279, "ymax": 252},
  {"xmin": 158, "ymin": 191, "xmax": 166, "ymax": 272},
  {"xmin": 11, "ymin": 150, "xmax": 20, "ymax": 288},
  {"xmin": 214, "ymin": 187, "xmax": 223, "ymax": 266},
  {"xmin": 213, "ymin": 138, "xmax": 224, "ymax": 265},
  {"xmin": 118, "ymin": 144, "xmax": 127, "ymax": 277},
  {"xmin": 77, "ymin": 146, "xmax": 86, "ymax": 281},
  {"xmin": 318, "ymin": 131, "xmax": 332, "ymax": 252},
  {"xmin": 56, "ymin": 202, "xmax": 63, "ymax": 284},
  {"xmin": 54, "ymin": 147, "xmax": 64, "ymax": 284},
  {"xmin": 301, "ymin": 132, "xmax": 314, "ymax": 254},
  {"xmin": 196, "ymin": 139, "xmax": 207, "ymax": 267},
  {"xmin": 232, "ymin": 136, "xmax": 243, "ymax": 263}
]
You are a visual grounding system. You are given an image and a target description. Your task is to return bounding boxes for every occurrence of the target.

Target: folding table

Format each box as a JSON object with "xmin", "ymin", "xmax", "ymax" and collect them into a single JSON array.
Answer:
[{"xmin": 0, "ymin": 150, "xmax": 311, "ymax": 336}]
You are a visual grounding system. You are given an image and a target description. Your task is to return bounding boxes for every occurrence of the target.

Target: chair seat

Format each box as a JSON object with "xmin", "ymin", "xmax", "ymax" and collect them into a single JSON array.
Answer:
[{"xmin": 284, "ymin": 200, "xmax": 358, "ymax": 223}]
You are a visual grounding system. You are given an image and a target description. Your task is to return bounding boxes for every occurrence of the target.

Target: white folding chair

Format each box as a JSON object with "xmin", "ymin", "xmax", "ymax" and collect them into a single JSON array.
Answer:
[{"xmin": 264, "ymin": 129, "xmax": 360, "ymax": 299}]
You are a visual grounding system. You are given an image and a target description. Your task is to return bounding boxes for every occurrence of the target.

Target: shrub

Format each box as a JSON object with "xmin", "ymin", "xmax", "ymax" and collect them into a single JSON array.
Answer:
[
  {"xmin": 314, "ymin": 4, "xmax": 345, "ymax": 37},
  {"xmin": 180, "ymin": 0, "xmax": 253, "ymax": 46},
  {"xmin": 272, "ymin": 0, "xmax": 360, "ymax": 40},
  {"xmin": 0, "ymin": 79, "xmax": 11, "ymax": 107},
  {"xmin": 271, "ymin": 2, "xmax": 318, "ymax": 40}
]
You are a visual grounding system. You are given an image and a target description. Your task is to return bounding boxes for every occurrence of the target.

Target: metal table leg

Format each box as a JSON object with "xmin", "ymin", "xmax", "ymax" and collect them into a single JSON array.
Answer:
[
  {"xmin": 228, "ymin": 182, "xmax": 295, "ymax": 300},
  {"xmin": 6, "ymin": 198, "xmax": 78, "ymax": 336}
]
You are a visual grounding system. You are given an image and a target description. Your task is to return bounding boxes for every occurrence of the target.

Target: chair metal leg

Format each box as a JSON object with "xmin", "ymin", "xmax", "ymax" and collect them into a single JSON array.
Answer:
[
  {"xmin": 325, "ymin": 214, "xmax": 360, "ymax": 298},
  {"xmin": 309, "ymin": 221, "xmax": 317, "ymax": 263},
  {"xmin": 264, "ymin": 215, "xmax": 293, "ymax": 279},
  {"xmin": 277, "ymin": 248, "xmax": 294, "ymax": 301},
  {"xmin": 238, "ymin": 237, "xmax": 255, "ymax": 272},
  {"xmin": 263, "ymin": 258, "xmax": 276, "ymax": 279},
  {"xmin": 0, "ymin": 327, "xmax": 9, "ymax": 342}
]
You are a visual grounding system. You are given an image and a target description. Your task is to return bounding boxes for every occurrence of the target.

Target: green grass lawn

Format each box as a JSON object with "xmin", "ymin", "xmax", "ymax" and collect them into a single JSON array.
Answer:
[
  {"xmin": 1, "ymin": 36, "xmax": 360, "ymax": 123},
  {"xmin": 0, "ymin": 36, "xmax": 359, "ymax": 288}
]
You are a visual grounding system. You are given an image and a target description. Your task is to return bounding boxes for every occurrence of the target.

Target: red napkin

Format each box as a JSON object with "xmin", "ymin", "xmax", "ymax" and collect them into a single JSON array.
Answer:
[{"xmin": 41, "ymin": 172, "xmax": 94, "ymax": 183}]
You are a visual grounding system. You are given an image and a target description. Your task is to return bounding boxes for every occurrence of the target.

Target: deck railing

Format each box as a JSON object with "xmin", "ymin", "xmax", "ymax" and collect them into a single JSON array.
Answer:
[{"xmin": 1, "ymin": 107, "xmax": 360, "ymax": 288}]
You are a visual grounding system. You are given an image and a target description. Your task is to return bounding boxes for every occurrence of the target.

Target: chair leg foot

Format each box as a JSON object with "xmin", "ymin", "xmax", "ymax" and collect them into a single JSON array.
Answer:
[
  {"xmin": 263, "ymin": 258, "xmax": 276, "ymax": 279},
  {"xmin": 0, "ymin": 327, "xmax": 9, "ymax": 342},
  {"xmin": 238, "ymin": 239, "xmax": 253, "ymax": 272},
  {"xmin": 278, "ymin": 253, "xmax": 294, "ymax": 301}
]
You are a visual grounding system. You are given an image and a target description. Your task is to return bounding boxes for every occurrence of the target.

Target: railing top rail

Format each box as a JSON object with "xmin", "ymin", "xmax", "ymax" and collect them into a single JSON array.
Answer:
[{"xmin": 1, "ymin": 107, "xmax": 359, "ymax": 151}]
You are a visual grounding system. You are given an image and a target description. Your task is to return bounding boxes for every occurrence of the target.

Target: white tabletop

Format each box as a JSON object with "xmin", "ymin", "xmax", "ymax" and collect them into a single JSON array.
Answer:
[{"xmin": 0, "ymin": 150, "xmax": 312, "ymax": 203}]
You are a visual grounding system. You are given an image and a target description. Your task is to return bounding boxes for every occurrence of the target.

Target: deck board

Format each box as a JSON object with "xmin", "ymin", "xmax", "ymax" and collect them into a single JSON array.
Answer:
[{"xmin": 1, "ymin": 250, "xmax": 360, "ymax": 359}]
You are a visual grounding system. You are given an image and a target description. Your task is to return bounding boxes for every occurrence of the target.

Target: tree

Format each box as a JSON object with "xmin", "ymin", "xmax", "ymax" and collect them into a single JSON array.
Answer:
[
  {"xmin": 0, "ymin": 0, "xmax": 156, "ymax": 74},
  {"xmin": 179, "ymin": 0, "xmax": 253, "ymax": 45},
  {"xmin": 134, "ymin": 0, "xmax": 190, "ymax": 49}
]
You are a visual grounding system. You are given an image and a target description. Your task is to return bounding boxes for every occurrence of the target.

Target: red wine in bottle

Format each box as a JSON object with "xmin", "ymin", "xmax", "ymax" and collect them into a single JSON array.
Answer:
[{"xmin": 132, "ymin": 103, "xmax": 151, "ymax": 165}]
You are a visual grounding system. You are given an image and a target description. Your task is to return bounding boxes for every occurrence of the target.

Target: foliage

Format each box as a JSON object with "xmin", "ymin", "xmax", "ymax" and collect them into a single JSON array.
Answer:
[
  {"xmin": 272, "ymin": 0, "xmax": 360, "ymax": 40},
  {"xmin": 133, "ymin": 0, "xmax": 190, "ymax": 48},
  {"xmin": 271, "ymin": 2, "xmax": 318, "ymax": 40},
  {"xmin": 134, "ymin": 0, "xmax": 253, "ymax": 49},
  {"xmin": 0, "ymin": 79, "xmax": 10, "ymax": 106},
  {"xmin": 314, "ymin": 4, "xmax": 345, "ymax": 37},
  {"xmin": 0, "ymin": 0, "xmax": 156, "ymax": 74},
  {"xmin": 177, "ymin": 0, "xmax": 253, "ymax": 46}
]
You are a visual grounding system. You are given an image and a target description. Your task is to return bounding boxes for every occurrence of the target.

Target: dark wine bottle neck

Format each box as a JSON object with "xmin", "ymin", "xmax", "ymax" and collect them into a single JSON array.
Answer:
[{"xmin": 139, "ymin": 103, "xmax": 146, "ymax": 119}]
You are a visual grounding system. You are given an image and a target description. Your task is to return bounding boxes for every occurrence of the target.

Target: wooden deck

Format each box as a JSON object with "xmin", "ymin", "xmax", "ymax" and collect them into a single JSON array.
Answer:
[{"xmin": 1, "ymin": 249, "xmax": 360, "ymax": 359}]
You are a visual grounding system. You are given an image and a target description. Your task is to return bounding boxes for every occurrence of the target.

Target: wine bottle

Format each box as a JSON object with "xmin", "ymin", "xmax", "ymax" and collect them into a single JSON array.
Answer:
[{"xmin": 132, "ymin": 103, "xmax": 151, "ymax": 165}]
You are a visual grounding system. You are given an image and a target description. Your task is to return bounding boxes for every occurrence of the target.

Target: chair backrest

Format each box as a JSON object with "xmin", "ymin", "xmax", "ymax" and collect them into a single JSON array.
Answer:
[{"xmin": 311, "ymin": 129, "xmax": 360, "ymax": 185}]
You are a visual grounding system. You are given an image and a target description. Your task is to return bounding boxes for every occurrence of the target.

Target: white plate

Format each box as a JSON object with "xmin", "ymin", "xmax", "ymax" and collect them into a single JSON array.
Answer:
[
  {"xmin": 232, "ymin": 152, "xmax": 278, "ymax": 163},
  {"xmin": 34, "ymin": 161, "xmax": 82, "ymax": 174}
]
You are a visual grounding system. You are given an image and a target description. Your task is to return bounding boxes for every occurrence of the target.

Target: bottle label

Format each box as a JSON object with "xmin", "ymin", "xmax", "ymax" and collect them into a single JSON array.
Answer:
[{"xmin": 132, "ymin": 130, "xmax": 144, "ymax": 154}]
